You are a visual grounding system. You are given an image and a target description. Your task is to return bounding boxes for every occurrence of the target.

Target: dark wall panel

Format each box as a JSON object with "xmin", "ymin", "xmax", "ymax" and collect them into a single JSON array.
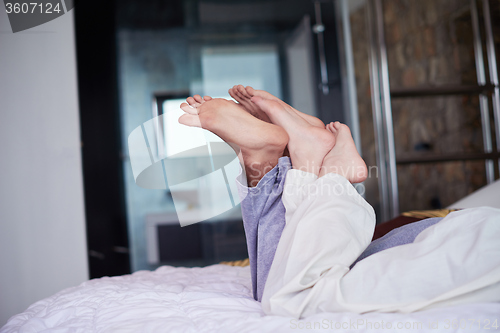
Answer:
[{"xmin": 74, "ymin": 0, "xmax": 131, "ymax": 278}]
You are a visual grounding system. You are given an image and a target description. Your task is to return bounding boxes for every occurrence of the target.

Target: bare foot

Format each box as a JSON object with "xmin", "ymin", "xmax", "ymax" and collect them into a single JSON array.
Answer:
[
  {"xmin": 179, "ymin": 98, "xmax": 289, "ymax": 187},
  {"xmin": 228, "ymin": 85, "xmax": 272, "ymax": 123},
  {"xmin": 319, "ymin": 122, "xmax": 367, "ymax": 183},
  {"xmin": 250, "ymin": 96, "xmax": 335, "ymax": 176},
  {"xmin": 244, "ymin": 86, "xmax": 326, "ymax": 128},
  {"xmin": 185, "ymin": 94, "xmax": 212, "ymax": 108}
]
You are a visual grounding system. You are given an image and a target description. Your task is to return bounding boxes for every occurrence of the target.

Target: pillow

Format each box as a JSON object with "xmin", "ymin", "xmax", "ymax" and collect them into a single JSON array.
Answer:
[{"xmin": 447, "ymin": 179, "xmax": 500, "ymax": 209}]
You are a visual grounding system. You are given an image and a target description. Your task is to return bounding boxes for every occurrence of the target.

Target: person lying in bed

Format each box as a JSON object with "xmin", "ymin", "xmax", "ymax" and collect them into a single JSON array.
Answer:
[{"xmin": 179, "ymin": 87, "xmax": 500, "ymax": 319}]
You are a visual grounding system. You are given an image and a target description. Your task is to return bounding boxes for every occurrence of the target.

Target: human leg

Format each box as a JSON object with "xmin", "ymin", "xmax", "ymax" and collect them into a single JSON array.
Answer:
[
  {"xmin": 179, "ymin": 96, "xmax": 291, "ymax": 301},
  {"xmin": 236, "ymin": 157, "xmax": 291, "ymax": 301},
  {"xmin": 260, "ymin": 119, "xmax": 375, "ymax": 317},
  {"xmin": 261, "ymin": 119, "xmax": 500, "ymax": 317},
  {"xmin": 193, "ymin": 96, "xmax": 364, "ymax": 306}
]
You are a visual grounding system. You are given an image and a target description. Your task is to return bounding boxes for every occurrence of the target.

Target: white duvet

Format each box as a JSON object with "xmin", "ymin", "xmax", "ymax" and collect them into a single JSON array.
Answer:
[{"xmin": 1, "ymin": 264, "xmax": 499, "ymax": 333}]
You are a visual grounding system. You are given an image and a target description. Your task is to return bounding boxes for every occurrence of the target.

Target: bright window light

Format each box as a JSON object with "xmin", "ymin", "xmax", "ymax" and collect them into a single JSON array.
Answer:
[{"xmin": 163, "ymin": 99, "xmax": 225, "ymax": 159}]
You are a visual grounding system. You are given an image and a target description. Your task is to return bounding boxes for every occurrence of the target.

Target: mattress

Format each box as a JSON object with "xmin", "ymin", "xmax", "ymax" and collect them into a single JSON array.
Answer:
[{"xmin": 1, "ymin": 264, "xmax": 499, "ymax": 333}]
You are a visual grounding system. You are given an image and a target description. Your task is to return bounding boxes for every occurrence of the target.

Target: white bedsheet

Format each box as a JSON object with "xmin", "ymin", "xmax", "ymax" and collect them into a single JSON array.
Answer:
[{"xmin": 1, "ymin": 264, "xmax": 499, "ymax": 333}]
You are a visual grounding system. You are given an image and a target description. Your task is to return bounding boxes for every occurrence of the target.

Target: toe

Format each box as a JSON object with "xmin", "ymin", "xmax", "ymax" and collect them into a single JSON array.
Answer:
[
  {"xmin": 238, "ymin": 85, "xmax": 251, "ymax": 98},
  {"xmin": 203, "ymin": 95, "xmax": 212, "ymax": 101},
  {"xmin": 247, "ymin": 86, "xmax": 276, "ymax": 100},
  {"xmin": 186, "ymin": 97, "xmax": 197, "ymax": 106},
  {"xmin": 245, "ymin": 86, "xmax": 256, "ymax": 96},
  {"xmin": 234, "ymin": 88, "xmax": 247, "ymax": 101},
  {"xmin": 178, "ymin": 114, "xmax": 201, "ymax": 127},
  {"xmin": 336, "ymin": 122, "xmax": 351, "ymax": 135},
  {"xmin": 229, "ymin": 88, "xmax": 240, "ymax": 100},
  {"xmin": 180, "ymin": 102, "xmax": 198, "ymax": 115},
  {"xmin": 193, "ymin": 95, "xmax": 204, "ymax": 104},
  {"xmin": 236, "ymin": 90, "xmax": 245, "ymax": 100},
  {"xmin": 327, "ymin": 122, "xmax": 337, "ymax": 134}
]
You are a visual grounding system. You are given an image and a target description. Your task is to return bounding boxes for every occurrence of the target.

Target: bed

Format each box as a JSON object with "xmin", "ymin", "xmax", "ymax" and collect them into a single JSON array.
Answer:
[
  {"xmin": 2, "ymin": 182, "xmax": 500, "ymax": 333},
  {"xmin": 1, "ymin": 264, "xmax": 499, "ymax": 333}
]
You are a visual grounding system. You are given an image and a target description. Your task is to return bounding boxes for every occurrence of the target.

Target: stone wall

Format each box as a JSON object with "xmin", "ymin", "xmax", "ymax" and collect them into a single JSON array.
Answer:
[{"xmin": 349, "ymin": 0, "xmax": 497, "ymax": 217}]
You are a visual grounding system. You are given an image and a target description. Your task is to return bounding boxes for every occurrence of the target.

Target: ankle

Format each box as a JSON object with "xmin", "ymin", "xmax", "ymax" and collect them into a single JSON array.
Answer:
[{"xmin": 243, "ymin": 159, "xmax": 277, "ymax": 187}]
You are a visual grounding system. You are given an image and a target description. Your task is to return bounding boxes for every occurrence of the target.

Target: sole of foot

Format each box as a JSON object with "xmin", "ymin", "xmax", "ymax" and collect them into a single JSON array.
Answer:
[
  {"xmin": 319, "ymin": 121, "xmax": 367, "ymax": 183},
  {"xmin": 179, "ymin": 98, "xmax": 289, "ymax": 184}
]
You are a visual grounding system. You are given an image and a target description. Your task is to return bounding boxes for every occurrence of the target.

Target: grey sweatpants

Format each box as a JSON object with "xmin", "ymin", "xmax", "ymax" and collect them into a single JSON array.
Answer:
[{"xmin": 237, "ymin": 157, "xmax": 441, "ymax": 302}]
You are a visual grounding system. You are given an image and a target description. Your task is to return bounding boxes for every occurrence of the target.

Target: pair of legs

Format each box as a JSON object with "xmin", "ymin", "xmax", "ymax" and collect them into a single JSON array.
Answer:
[
  {"xmin": 179, "ymin": 86, "xmax": 368, "ymax": 302},
  {"xmin": 179, "ymin": 88, "xmax": 500, "ymax": 317}
]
